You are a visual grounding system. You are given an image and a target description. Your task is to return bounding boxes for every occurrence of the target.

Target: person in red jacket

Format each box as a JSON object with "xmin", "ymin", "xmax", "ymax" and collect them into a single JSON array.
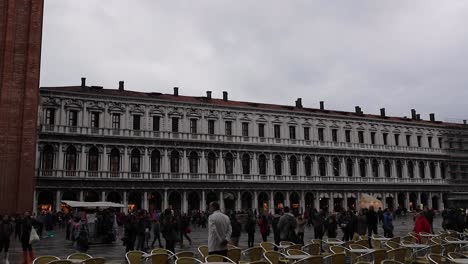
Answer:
[
  {"xmin": 257, "ymin": 215, "xmax": 269, "ymax": 242},
  {"xmin": 413, "ymin": 212, "xmax": 431, "ymax": 243}
]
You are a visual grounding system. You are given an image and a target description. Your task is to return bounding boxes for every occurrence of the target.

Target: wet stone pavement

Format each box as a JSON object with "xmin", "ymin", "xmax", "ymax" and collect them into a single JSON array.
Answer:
[{"xmin": 3, "ymin": 214, "xmax": 443, "ymax": 264}]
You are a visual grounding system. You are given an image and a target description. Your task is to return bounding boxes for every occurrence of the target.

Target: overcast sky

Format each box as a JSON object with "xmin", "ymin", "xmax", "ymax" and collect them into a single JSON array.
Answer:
[{"xmin": 40, "ymin": 1, "xmax": 468, "ymax": 122}]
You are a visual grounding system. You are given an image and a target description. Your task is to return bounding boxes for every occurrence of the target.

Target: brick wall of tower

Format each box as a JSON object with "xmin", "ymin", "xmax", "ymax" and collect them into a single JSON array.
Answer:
[{"xmin": 0, "ymin": 0, "xmax": 44, "ymax": 214}]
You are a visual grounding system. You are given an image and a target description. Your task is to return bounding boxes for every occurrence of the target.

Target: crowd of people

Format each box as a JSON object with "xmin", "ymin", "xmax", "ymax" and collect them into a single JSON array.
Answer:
[{"xmin": 0, "ymin": 205, "xmax": 467, "ymax": 263}]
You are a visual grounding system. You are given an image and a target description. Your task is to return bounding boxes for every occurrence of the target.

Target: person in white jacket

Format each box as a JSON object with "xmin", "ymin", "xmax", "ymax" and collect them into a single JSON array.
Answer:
[{"xmin": 207, "ymin": 202, "xmax": 231, "ymax": 256}]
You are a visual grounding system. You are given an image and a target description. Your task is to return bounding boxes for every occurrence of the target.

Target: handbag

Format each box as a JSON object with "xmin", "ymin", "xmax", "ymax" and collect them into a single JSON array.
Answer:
[{"xmin": 29, "ymin": 227, "xmax": 40, "ymax": 243}]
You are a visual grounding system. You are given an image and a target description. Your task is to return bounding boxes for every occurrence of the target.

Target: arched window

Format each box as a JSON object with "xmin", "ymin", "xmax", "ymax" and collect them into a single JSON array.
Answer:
[
  {"xmin": 359, "ymin": 159, "xmax": 366, "ymax": 177},
  {"xmin": 207, "ymin": 152, "xmax": 216, "ymax": 174},
  {"xmin": 384, "ymin": 160, "xmax": 391, "ymax": 178},
  {"xmin": 318, "ymin": 157, "xmax": 326, "ymax": 176},
  {"xmin": 131, "ymin": 149, "xmax": 141, "ymax": 173},
  {"xmin": 419, "ymin": 161, "xmax": 425, "ymax": 178},
  {"xmin": 242, "ymin": 153, "xmax": 250, "ymax": 175},
  {"xmin": 304, "ymin": 156, "xmax": 312, "ymax": 176},
  {"xmin": 110, "ymin": 148, "xmax": 120, "ymax": 177},
  {"xmin": 151, "ymin": 150, "xmax": 161, "ymax": 173},
  {"xmin": 189, "ymin": 152, "xmax": 198, "ymax": 173},
  {"xmin": 346, "ymin": 158, "xmax": 353, "ymax": 177},
  {"xmin": 408, "ymin": 161, "xmax": 414, "ymax": 178},
  {"xmin": 225, "ymin": 153, "xmax": 234, "ymax": 175},
  {"xmin": 289, "ymin": 156, "xmax": 297, "ymax": 176},
  {"xmin": 42, "ymin": 145, "xmax": 54, "ymax": 171},
  {"xmin": 372, "ymin": 159, "xmax": 379, "ymax": 177},
  {"xmin": 332, "ymin": 157, "xmax": 340, "ymax": 176},
  {"xmin": 65, "ymin": 146, "xmax": 77, "ymax": 172},
  {"xmin": 170, "ymin": 150, "xmax": 180, "ymax": 173},
  {"xmin": 430, "ymin": 162, "xmax": 435, "ymax": 179},
  {"xmin": 440, "ymin": 162, "xmax": 446, "ymax": 179},
  {"xmin": 258, "ymin": 154, "xmax": 266, "ymax": 175},
  {"xmin": 396, "ymin": 160, "xmax": 403, "ymax": 178},
  {"xmin": 88, "ymin": 147, "xmax": 99, "ymax": 172},
  {"xmin": 274, "ymin": 155, "xmax": 282, "ymax": 176}
]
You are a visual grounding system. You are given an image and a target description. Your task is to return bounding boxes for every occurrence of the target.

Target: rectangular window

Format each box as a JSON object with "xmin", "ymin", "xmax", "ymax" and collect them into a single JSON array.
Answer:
[
  {"xmin": 225, "ymin": 121, "xmax": 232, "ymax": 136},
  {"xmin": 133, "ymin": 115, "xmax": 141, "ymax": 130},
  {"xmin": 68, "ymin": 110, "xmax": 78, "ymax": 127},
  {"xmin": 394, "ymin": 134, "xmax": 400, "ymax": 146},
  {"xmin": 304, "ymin": 127, "xmax": 310, "ymax": 140},
  {"xmin": 332, "ymin": 129, "xmax": 338, "ymax": 142},
  {"xmin": 438, "ymin": 137, "xmax": 443, "ymax": 148},
  {"xmin": 417, "ymin": 135, "xmax": 422, "ymax": 147},
  {"xmin": 112, "ymin": 113, "xmax": 120, "ymax": 129},
  {"xmin": 45, "ymin": 108, "xmax": 55, "ymax": 125},
  {"xmin": 208, "ymin": 120, "xmax": 215, "ymax": 135},
  {"xmin": 152, "ymin": 116, "xmax": 160, "ymax": 131},
  {"xmin": 318, "ymin": 128, "xmax": 324, "ymax": 141},
  {"xmin": 370, "ymin": 132, "xmax": 376, "ymax": 144},
  {"xmin": 289, "ymin": 126, "xmax": 296, "ymax": 139},
  {"xmin": 274, "ymin": 125, "xmax": 281, "ymax": 139},
  {"xmin": 90, "ymin": 112, "xmax": 99, "ymax": 128},
  {"xmin": 383, "ymin": 133, "xmax": 388, "ymax": 145},
  {"xmin": 345, "ymin": 130, "xmax": 351, "ymax": 143},
  {"xmin": 358, "ymin": 131, "xmax": 364, "ymax": 144},
  {"xmin": 406, "ymin": 135, "xmax": 412, "ymax": 146},
  {"xmin": 428, "ymin": 136, "xmax": 432, "ymax": 148},
  {"xmin": 242, "ymin": 122, "xmax": 249, "ymax": 137},
  {"xmin": 172, "ymin": 117, "xmax": 179, "ymax": 132},
  {"xmin": 258, "ymin": 123, "xmax": 265, "ymax": 138},
  {"xmin": 190, "ymin": 119, "xmax": 197, "ymax": 134}
]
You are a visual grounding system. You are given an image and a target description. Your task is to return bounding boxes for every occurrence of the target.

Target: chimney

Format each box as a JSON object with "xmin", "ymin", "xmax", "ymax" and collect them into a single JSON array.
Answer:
[
  {"xmin": 320, "ymin": 101, "xmax": 324, "ymax": 110},
  {"xmin": 429, "ymin": 113, "xmax": 435, "ymax": 122},
  {"xmin": 81, "ymin": 77, "xmax": 86, "ymax": 87},
  {"xmin": 223, "ymin": 91, "xmax": 228, "ymax": 101},
  {"xmin": 411, "ymin": 109, "xmax": 416, "ymax": 119},
  {"xmin": 355, "ymin": 106, "xmax": 362, "ymax": 114},
  {"xmin": 380, "ymin": 108, "xmax": 386, "ymax": 117},
  {"xmin": 118, "ymin": 81, "xmax": 124, "ymax": 91},
  {"xmin": 173, "ymin": 87, "xmax": 179, "ymax": 96},
  {"xmin": 206, "ymin": 91, "xmax": 212, "ymax": 99},
  {"xmin": 296, "ymin": 98, "xmax": 302, "ymax": 108},
  {"xmin": 416, "ymin": 114, "xmax": 420, "ymax": 120}
]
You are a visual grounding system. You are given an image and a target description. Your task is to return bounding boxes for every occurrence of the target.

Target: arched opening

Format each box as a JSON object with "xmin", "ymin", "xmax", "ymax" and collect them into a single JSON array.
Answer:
[
  {"xmin": 372, "ymin": 159, "xmax": 379, "ymax": 177},
  {"xmin": 429, "ymin": 162, "xmax": 436, "ymax": 179},
  {"xmin": 170, "ymin": 150, "xmax": 180, "ymax": 173},
  {"xmin": 257, "ymin": 192, "xmax": 269, "ymax": 213},
  {"xmin": 88, "ymin": 146, "xmax": 99, "ymax": 176},
  {"xmin": 432, "ymin": 195, "xmax": 439, "ymax": 210},
  {"xmin": 110, "ymin": 148, "xmax": 120, "ymax": 177},
  {"xmin": 359, "ymin": 159, "xmax": 366, "ymax": 177},
  {"xmin": 131, "ymin": 148, "xmax": 141, "ymax": 176},
  {"xmin": 304, "ymin": 156, "xmax": 312, "ymax": 176},
  {"xmin": 61, "ymin": 191, "xmax": 77, "ymax": 201},
  {"xmin": 148, "ymin": 192, "xmax": 162, "ymax": 212},
  {"xmin": 274, "ymin": 155, "xmax": 282, "ymax": 175},
  {"xmin": 258, "ymin": 154, "xmax": 266, "ymax": 175},
  {"xmin": 206, "ymin": 192, "xmax": 218, "ymax": 207},
  {"xmin": 386, "ymin": 196, "xmax": 394, "ymax": 210},
  {"xmin": 318, "ymin": 157, "xmax": 326, "ymax": 176},
  {"xmin": 333, "ymin": 196, "xmax": 343, "ymax": 212},
  {"xmin": 409, "ymin": 193, "xmax": 417, "ymax": 211},
  {"xmin": 38, "ymin": 190, "xmax": 54, "ymax": 212},
  {"xmin": 151, "ymin": 150, "xmax": 161, "ymax": 174},
  {"xmin": 207, "ymin": 152, "xmax": 216, "ymax": 174},
  {"xmin": 224, "ymin": 153, "xmax": 234, "ymax": 175},
  {"xmin": 189, "ymin": 151, "xmax": 198, "ymax": 173},
  {"xmin": 420, "ymin": 193, "xmax": 428, "ymax": 207},
  {"xmin": 346, "ymin": 158, "xmax": 353, "ymax": 177},
  {"xmin": 241, "ymin": 192, "xmax": 253, "ymax": 210},
  {"xmin": 397, "ymin": 193, "xmax": 406, "ymax": 210},
  {"xmin": 332, "ymin": 157, "xmax": 340, "ymax": 176},
  {"xmin": 274, "ymin": 192, "xmax": 284, "ymax": 209},
  {"xmin": 187, "ymin": 192, "xmax": 200, "ymax": 212},
  {"xmin": 347, "ymin": 197, "xmax": 356, "ymax": 210},
  {"xmin": 396, "ymin": 160, "xmax": 403, "ymax": 178},
  {"xmin": 305, "ymin": 192, "xmax": 314, "ymax": 209},
  {"xmin": 319, "ymin": 197, "xmax": 329, "ymax": 211},
  {"xmin": 408, "ymin": 161, "xmax": 414, "ymax": 178},
  {"xmin": 290, "ymin": 192, "xmax": 300, "ymax": 214},
  {"xmin": 65, "ymin": 146, "xmax": 77, "ymax": 176},
  {"xmin": 168, "ymin": 192, "xmax": 181, "ymax": 211},
  {"xmin": 419, "ymin": 161, "xmax": 425, "ymax": 178},
  {"xmin": 242, "ymin": 153, "xmax": 250, "ymax": 175},
  {"xmin": 107, "ymin": 191, "xmax": 121, "ymax": 204},
  {"xmin": 128, "ymin": 192, "xmax": 141, "ymax": 212},
  {"xmin": 84, "ymin": 190, "xmax": 99, "ymax": 202},
  {"xmin": 41, "ymin": 145, "xmax": 54, "ymax": 175},
  {"xmin": 223, "ymin": 192, "xmax": 236, "ymax": 213},
  {"xmin": 384, "ymin": 160, "xmax": 391, "ymax": 177},
  {"xmin": 289, "ymin": 156, "xmax": 297, "ymax": 176}
]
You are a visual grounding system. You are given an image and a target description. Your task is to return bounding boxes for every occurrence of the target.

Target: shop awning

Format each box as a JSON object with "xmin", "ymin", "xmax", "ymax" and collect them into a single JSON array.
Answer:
[{"xmin": 61, "ymin": 200, "xmax": 125, "ymax": 208}]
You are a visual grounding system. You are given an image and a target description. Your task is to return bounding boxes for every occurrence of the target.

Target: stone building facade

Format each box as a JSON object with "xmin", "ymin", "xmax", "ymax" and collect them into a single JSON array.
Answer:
[{"xmin": 34, "ymin": 80, "xmax": 468, "ymax": 214}]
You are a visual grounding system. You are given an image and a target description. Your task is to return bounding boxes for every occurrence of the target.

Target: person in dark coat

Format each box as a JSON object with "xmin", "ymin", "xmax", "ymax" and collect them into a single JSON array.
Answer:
[
  {"xmin": 230, "ymin": 215, "xmax": 241, "ymax": 247},
  {"xmin": 0, "ymin": 215, "xmax": 14, "ymax": 261},
  {"xmin": 271, "ymin": 209, "xmax": 281, "ymax": 246},
  {"xmin": 326, "ymin": 214, "xmax": 338, "ymax": 239},
  {"xmin": 245, "ymin": 213, "xmax": 256, "ymax": 248},
  {"xmin": 123, "ymin": 214, "xmax": 137, "ymax": 253},
  {"xmin": 20, "ymin": 212, "xmax": 36, "ymax": 264},
  {"xmin": 161, "ymin": 209, "xmax": 178, "ymax": 253},
  {"xmin": 366, "ymin": 206, "xmax": 378, "ymax": 247},
  {"xmin": 277, "ymin": 207, "xmax": 297, "ymax": 242},
  {"xmin": 312, "ymin": 209, "xmax": 325, "ymax": 240}
]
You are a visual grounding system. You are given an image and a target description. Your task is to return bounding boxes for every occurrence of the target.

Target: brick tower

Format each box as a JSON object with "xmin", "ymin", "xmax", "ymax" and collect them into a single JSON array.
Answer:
[{"xmin": 0, "ymin": 0, "xmax": 44, "ymax": 214}]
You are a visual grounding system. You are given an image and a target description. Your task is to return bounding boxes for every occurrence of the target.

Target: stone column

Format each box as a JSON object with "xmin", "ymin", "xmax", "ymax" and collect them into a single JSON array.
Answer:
[
  {"xmin": 415, "ymin": 162, "xmax": 420, "ymax": 179},
  {"xmin": 253, "ymin": 191, "xmax": 258, "ymax": 214},
  {"xmin": 326, "ymin": 157, "xmax": 333, "ymax": 177},
  {"xmin": 314, "ymin": 192, "xmax": 320, "ymax": 210},
  {"xmin": 236, "ymin": 191, "xmax": 241, "ymax": 211},
  {"xmin": 79, "ymin": 191, "xmax": 84, "ymax": 202},
  {"xmin": 163, "ymin": 189, "xmax": 168, "ymax": 209},
  {"xmin": 143, "ymin": 191, "xmax": 148, "ymax": 210},
  {"xmin": 123, "ymin": 147, "xmax": 129, "ymax": 174},
  {"xmin": 300, "ymin": 191, "xmax": 305, "ymax": 213},
  {"xmin": 435, "ymin": 162, "xmax": 441, "ymax": 179},
  {"xmin": 285, "ymin": 191, "xmax": 290, "ymax": 208},
  {"xmin": 328, "ymin": 193, "xmax": 334, "ymax": 213},
  {"xmin": 312, "ymin": 156, "xmax": 319, "ymax": 176},
  {"xmin": 343, "ymin": 193, "xmax": 348, "ymax": 210},
  {"xmin": 57, "ymin": 144, "xmax": 64, "ymax": 172},
  {"xmin": 55, "ymin": 190, "xmax": 61, "ymax": 212},
  {"xmin": 378, "ymin": 160, "xmax": 384, "ymax": 178},
  {"xmin": 381, "ymin": 193, "xmax": 386, "ymax": 209},
  {"xmin": 366, "ymin": 159, "xmax": 373, "ymax": 178},
  {"xmin": 403, "ymin": 160, "xmax": 409, "ymax": 178},
  {"xmin": 340, "ymin": 157, "xmax": 346, "ymax": 177},
  {"xmin": 163, "ymin": 149, "xmax": 169, "ymax": 173},
  {"xmin": 439, "ymin": 193, "xmax": 444, "ymax": 211},
  {"xmin": 425, "ymin": 162, "xmax": 431, "ymax": 180},
  {"xmin": 220, "ymin": 191, "xmax": 225, "ymax": 212},
  {"xmin": 270, "ymin": 191, "xmax": 274, "ymax": 211},
  {"xmin": 33, "ymin": 191, "xmax": 38, "ymax": 215},
  {"xmin": 183, "ymin": 191, "xmax": 187, "ymax": 213},
  {"xmin": 353, "ymin": 158, "xmax": 359, "ymax": 177},
  {"xmin": 201, "ymin": 190, "xmax": 206, "ymax": 212},
  {"xmin": 252, "ymin": 154, "xmax": 258, "ymax": 175},
  {"xmin": 123, "ymin": 191, "xmax": 128, "ymax": 214},
  {"xmin": 102, "ymin": 146, "xmax": 108, "ymax": 172},
  {"xmin": 391, "ymin": 160, "xmax": 397, "ymax": 178},
  {"xmin": 416, "ymin": 192, "xmax": 421, "ymax": 210},
  {"xmin": 428, "ymin": 192, "xmax": 433, "ymax": 209},
  {"xmin": 101, "ymin": 191, "xmax": 106, "ymax": 202}
]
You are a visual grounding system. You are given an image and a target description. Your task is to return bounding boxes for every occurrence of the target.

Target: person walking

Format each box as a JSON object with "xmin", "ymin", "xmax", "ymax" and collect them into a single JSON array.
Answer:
[
  {"xmin": 161, "ymin": 209, "xmax": 178, "ymax": 253},
  {"xmin": 277, "ymin": 207, "xmax": 297, "ymax": 243},
  {"xmin": 230, "ymin": 214, "xmax": 241, "ymax": 247},
  {"xmin": 382, "ymin": 209, "xmax": 394, "ymax": 238},
  {"xmin": 296, "ymin": 215, "xmax": 306, "ymax": 245},
  {"xmin": 271, "ymin": 209, "xmax": 281, "ymax": 246},
  {"xmin": 207, "ymin": 202, "xmax": 231, "ymax": 256},
  {"xmin": 245, "ymin": 213, "xmax": 256, "ymax": 248},
  {"xmin": 356, "ymin": 209, "xmax": 367, "ymax": 238},
  {"xmin": 123, "ymin": 214, "xmax": 137, "ymax": 253},
  {"xmin": 20, "ymin": 212, "xmax": 36, "ymax": 264},
  {"xmin": 180, "ymin": 214, "xmax": 192, "ymax": 247},
  {"xmin": 0, "ymin": 215, "xmax": 14, "ymax": 262},
  {"xmin": 366, "ymin": 206, "xmax": 378, "ymax": 248},
  {"xmin": 312, "ymin": 209, "xmax": 325, "ymax": 240},
  {"xmin": 258, "ymin": 215, "xmax": 269, "ymax": 242},
  {"xmin": 151, "ymin": 214, "xmax": 163, "ymax": 248},
  {"xmin": 413, "ymin": 212, "xmax": 431, "ymax": 243},
  {"xmin": 326, "ymin": 214, "xmax": 338, "ymax": 239}
]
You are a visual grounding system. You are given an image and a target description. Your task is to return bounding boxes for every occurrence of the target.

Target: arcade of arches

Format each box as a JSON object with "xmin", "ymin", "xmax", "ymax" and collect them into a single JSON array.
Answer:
[{"xmin": 35, "ymin": 189, "xmax": 446, "ymax": 214}]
